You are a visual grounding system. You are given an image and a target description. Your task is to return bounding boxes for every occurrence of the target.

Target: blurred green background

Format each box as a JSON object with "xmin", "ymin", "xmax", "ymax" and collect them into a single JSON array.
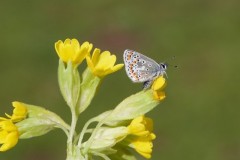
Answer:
[{"xmin": 0, "ymin": 0, "xmax": 240, "ymax": 160}]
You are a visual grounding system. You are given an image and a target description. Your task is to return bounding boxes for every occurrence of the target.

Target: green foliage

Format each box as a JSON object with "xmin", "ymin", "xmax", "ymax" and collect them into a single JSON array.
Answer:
[{"xmin": 0, "ymin": 0, "xmax": 240, "ymax": 160}]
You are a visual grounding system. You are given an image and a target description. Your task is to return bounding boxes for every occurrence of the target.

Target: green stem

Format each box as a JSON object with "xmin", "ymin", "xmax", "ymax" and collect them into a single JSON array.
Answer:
[
  {"xmin": 66, "ymin": 145, "xmax": 85, "ymax": 160},
  {"xmin": 80, "ymin": 111, "xmax": 112, "ymax": 155},
  {"xmin": 59, "ymin": 126, "xmax": 69, "ymax": 137},
  {"xmin": 91, "ymin": 151, "xmax": 111, "ymax": 160},
  {"xmin": 82, "ymin": 120, "xmax": 104, "ymax": 154},
  {"xmin": 77, "ymin": 117, "xmax": 96, "ymax": 148},
  {"xmin": 67, "ymin": 108, "xmax": 78, "ymax": 154}
]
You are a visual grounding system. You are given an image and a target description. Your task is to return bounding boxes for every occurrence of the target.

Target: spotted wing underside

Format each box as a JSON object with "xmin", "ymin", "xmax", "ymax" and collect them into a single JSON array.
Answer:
[{"xmin": 123, "ymin": 49, "xmax": 160, "ymax": 83}]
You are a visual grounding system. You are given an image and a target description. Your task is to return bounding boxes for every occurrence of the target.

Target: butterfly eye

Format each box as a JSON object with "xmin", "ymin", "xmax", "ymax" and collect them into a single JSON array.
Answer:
[{"xmin": 161, "ymin": 64, "xmax": 167, "ymax": 69}]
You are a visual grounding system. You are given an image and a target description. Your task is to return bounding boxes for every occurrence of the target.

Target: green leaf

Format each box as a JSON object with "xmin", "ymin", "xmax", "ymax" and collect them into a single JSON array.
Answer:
[
  {"xmin": 77, "ymin": 68, "xmax": 101, "ymax": 114},
  {"xmin": 58, "ymin": 60, "xmax": 81, "ymax": 110},
  {"xmin": 83, "ymin": 127, "xmax": 128, "ymax": 153},
  {"xmin": 16, "ymin": 103, "xmax": 70, "ymax": 139},
  {"xmin": 104, "ymin": 90, "xmax": 159, "ymax": 123},
  {"xmin": 16, "ymin": 118, "xmax": 55, "ymax": 138}
]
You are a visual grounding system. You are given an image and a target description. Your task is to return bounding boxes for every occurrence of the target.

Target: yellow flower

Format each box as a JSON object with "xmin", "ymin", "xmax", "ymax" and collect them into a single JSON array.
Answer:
[
  {"xmin": 55, "ymin": 38, "xmax": 93, "ymax": 66},
  {"xmin": 0, "ymin": 120, "xmax": 19, "ymax": 152},
  {"xmin": 130, "ymin": 134, "xmax": 156, "ymax": 159},
  {"xmin": 127, "ymin": 115, "xmax": 156, "ymax": 159},
  {"xmin": 86, "ymin": 48, "xmax": 124, "ymax": 78},
  {"xmin": 5, "ymin": 101, "xmax": 28, "ymax": 122},
  {"xmin": 151, "ymin": 76, "xmax": 167, "ymax": 101},
  {"xmin": 128, "ymin": 115, "xmax": 153, "ymax": 136}
]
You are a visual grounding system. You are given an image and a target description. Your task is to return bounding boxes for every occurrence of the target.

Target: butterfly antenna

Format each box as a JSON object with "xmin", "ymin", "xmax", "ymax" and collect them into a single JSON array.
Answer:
[
  {"xmin": 164, "ymin": 56, "xmax": 178, "ymax": 69},
  {"xmin": 164, "ymin": 71, "xmax": 168, "ymax": 78},
  {"xmin": 168, "ymin": 63, "xmax": 179, "ymax": 69},
  {"xmin": 169, "ymin": 63, "xmax": 178, "ymax": 68},
  {"xmin": 163, "ymin": 56, "xmax": 176, "ymax": 62}
]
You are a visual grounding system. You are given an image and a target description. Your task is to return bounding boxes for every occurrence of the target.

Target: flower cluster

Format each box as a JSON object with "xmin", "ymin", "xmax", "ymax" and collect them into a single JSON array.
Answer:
[
  {"xmin": 127, "ymin": 116, "xmax": 156, "ymax": 159},
  {"xmin": 0, "ymin": 102, "xmax": 27, "ymax": 151},
  {"xmin": 1, "ymin": 38, "xmax": 168, "ymax": 160}
]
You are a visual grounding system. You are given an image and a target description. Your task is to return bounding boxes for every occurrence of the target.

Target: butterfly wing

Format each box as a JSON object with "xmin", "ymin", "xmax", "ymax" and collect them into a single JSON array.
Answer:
[{"xmin": 123, "ymin": 49, "xmax": 160, "ymax": 83}]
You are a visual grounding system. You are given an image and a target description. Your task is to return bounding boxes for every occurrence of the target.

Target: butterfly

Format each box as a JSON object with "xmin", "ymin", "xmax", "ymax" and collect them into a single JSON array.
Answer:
[{"xmin": 123, "ymin": 49, "xmax": 168, "ymax": 89}]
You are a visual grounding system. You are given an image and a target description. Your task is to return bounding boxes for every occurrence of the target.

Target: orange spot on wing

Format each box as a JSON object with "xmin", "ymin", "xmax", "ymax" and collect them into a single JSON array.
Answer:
[
  {"xmin": 127, "ymin": 55, "xmax": 131, "ymax": 60},
  {"xmin": 133, "ymin": 73, "xmax": 138, "ymax": 80},
  {"xmin": 129, "ymin": 64, "xmax": 133, "ymax": 68}
]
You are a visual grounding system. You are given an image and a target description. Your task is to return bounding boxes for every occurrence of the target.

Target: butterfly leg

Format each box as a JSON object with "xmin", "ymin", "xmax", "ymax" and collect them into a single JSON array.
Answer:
[{"xmin": 143, "ymin": 80, "xmax": 153, "ymax": 89}]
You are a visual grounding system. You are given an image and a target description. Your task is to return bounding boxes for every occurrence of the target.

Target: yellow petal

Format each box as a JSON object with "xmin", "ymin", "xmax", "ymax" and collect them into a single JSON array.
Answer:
[
  {"xmin": 71, "ymin": 39, "xmax": 80, "ymax": 48},
  {"xmin": 0, "ymin": 131, "xmax": 19, "ymax": 152},
  {"xmin": 107, "ymin": 55, "xmax": 117, "ymax": 68},
  {"xmin": 65, "ymin": 44, "xmax": 75, "ymax": 61},
  {"xmin": 63, "ymin": 38, "xmax": 71, "ymax": 45},
  {"xmin": 137, "ymin": 151, "xmax": 151, "ymax": 159},
  {"xmin": 75, "ymin": 41, "xmax": 93, "ymax": 64},
  {"xmin": 54, "ymin": 40, "xmax": 64, "ymax": 59},
  {"xmin": 150, "ymin": 133, "xmax": 156, "ymax": 140},
  {"xmin": 86, "ymin": 56, "xmax": 95, "ymax": 73},
  {"xmin": 134, "ymin": 141, "xmax": 153, "ymax": 152},
  {"xmin": 87, "ymin": 43, "xmax": 93, "ymax": 52},
  {"xmin": 96, "ymin": 51, "xmax": 112, "ymax": 69},
  {"xmin": 12, "ymin": 101, "xmax": 27, "ymax": 115},
  {"xmin": 100, "ymin": 51, "xmax": 111, "ymax": 58},
  {"xmin": 128, "ymin": 115, "xmax": 153, "ymax": 136},
  {"xmin": 0, "ymin": 131, "xmax": 8, "ymax": 143},
  {"xmin": 0, "ymin": 120, "xmax": 19, "ymax": 152},
  {"xmin": 153, "ymin": 91, "xmax": 166, "ymax": 101},
  {"xmin": 0, "ymin": 117, "xmax": 8, "ymax": 121},
  {"xmin": 55, "ymin": 39, "xmax": 92, "ymax": 66},
  {"xmin": 81, "ymin": 41, "xmax": 91, "ymax": 49},
  {"xmin": 75, "ymin": 47, "xmax": 87, "ymax": 64},
  {"xmin": 92, "ymin": 48, "xmax": 101, "ymax": 65},
  {"xmin": 86, "ymin": 49, "xmax": 123, "ymax": 78},
  {"xmin": 144, "ymin": 117, "xmax": 153, "ymax": 132},
  {"xmin": 132, "ymin": 140, "xmax": 153, "ymax": 159},
  {"xmin": 0, "ymin": 120, "xmax": 17, "ymax": 132},
  {"xmin": 3, "ymin": 101, "xmax": 27, "ymax": 122},
  {"xmin": 111, "ymin": 64, "xmax": 124, "ymax": 72},
  {"xmin": 128, "ymin": 122, "xmax": 145, "ymax": 134},
  {"xmin": 151, "ymin": 76, "xmax": 166, "ymax": 91}
]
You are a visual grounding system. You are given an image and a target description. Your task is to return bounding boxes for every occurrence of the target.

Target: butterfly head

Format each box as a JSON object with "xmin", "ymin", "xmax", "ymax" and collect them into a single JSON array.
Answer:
[
  {"xmin": 159, "ymin": 63, "xmax": 168, "ymax": 78},
  {"xmin": 160, "ymin": 63, "xmax": 168, "ymax": 70}
]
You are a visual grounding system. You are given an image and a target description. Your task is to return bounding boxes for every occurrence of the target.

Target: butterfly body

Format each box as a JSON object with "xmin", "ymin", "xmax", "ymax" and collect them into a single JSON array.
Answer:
[{"xmin": 123, "ymin": 49, "xmax": 167, "ymax": 89}]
